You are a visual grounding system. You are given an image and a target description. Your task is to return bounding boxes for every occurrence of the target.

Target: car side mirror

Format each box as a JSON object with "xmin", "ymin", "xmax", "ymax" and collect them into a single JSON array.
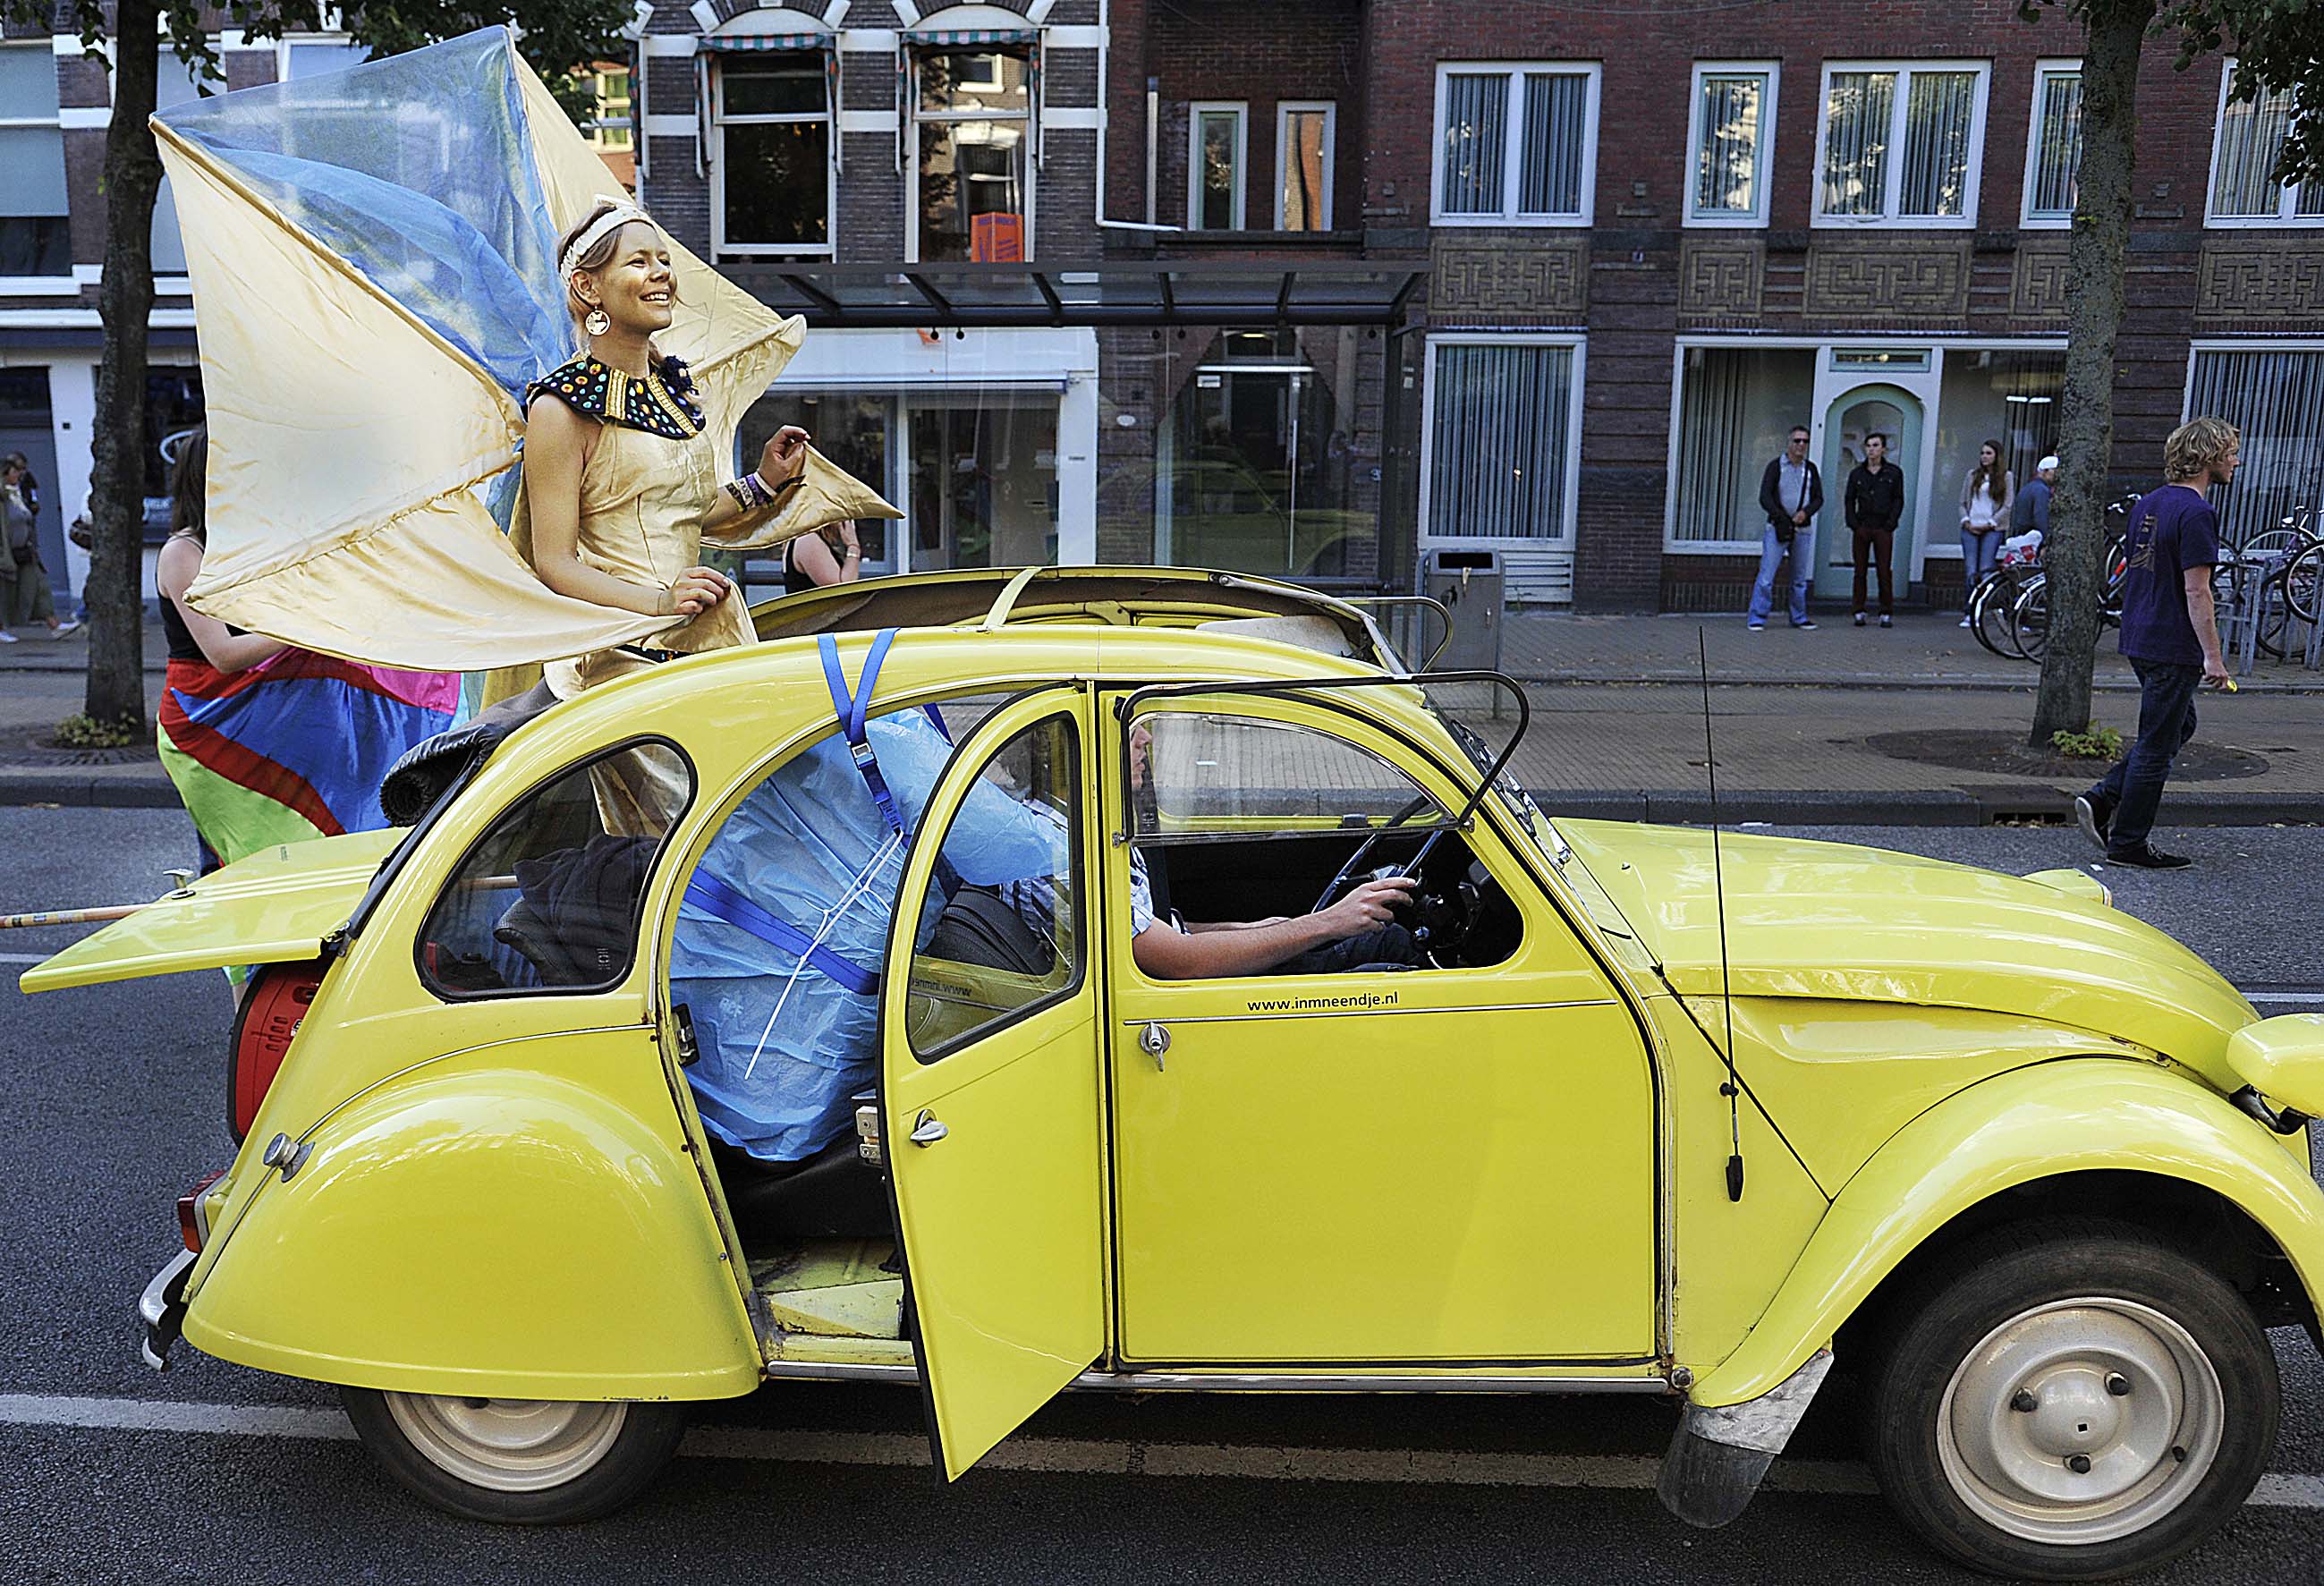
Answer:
[{"xmin": 2224, "ymin": 1014, "xmax": 2324, "ymax": 1132}]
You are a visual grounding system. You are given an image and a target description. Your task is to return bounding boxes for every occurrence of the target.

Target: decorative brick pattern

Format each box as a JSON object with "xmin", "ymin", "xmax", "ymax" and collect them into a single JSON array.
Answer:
[
  {"xmin": 1429, "ymin": 236, "xmax": 1586, "ymax": 320},
  {"xmin": 2196, "ymin": 241, "xmax": 2324, "ymax": 321},
  {"xmin": 2010, "ymin": 242, "xmax": 2071, "ymax": 319},
  {"xmin": 1676, "ymin": 237, "xmax": 1762, "ymax": 318},
  {"xmin": 1803, "ymin": 238, "xmax": 1971, "ymax": 319}
]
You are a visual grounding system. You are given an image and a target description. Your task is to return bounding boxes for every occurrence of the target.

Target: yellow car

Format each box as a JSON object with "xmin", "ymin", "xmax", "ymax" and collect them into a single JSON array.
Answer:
[{"xmin": 26, "ymin": 567, "xmax": 2324, "ymax": 1580}]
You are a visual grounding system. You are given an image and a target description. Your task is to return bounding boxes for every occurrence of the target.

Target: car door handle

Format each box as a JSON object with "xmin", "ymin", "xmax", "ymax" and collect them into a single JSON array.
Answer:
[
  {"xmin": 910, "ymin": 1109, "xmax": 948, "ymax": 1146},
  {"xmin": 1138, "ymin": 1021, "xmax": 1170, "ymax": 1071}
]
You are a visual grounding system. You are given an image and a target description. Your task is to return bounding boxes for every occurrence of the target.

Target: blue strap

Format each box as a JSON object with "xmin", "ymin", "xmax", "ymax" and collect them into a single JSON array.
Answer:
[
  {"xmin": 818, "ymin": 630, "xmax": 907, "ymax": 835},
  {"xmin": 685, "ymin": 873, "xmax": 881, "ymax": 997}
]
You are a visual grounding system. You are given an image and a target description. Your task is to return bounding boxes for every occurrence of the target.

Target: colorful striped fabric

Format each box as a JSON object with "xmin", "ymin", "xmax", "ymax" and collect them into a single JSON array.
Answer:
[{"xmin": 158, "ymin": 650, "xmax": 463, "ymax": 875}]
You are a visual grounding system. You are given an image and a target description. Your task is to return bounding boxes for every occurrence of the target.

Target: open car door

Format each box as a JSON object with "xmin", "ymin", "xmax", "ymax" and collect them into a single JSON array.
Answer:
[{"xmin": 879, "ymin": 686, "xmax": 1107, "ymax": 1478}]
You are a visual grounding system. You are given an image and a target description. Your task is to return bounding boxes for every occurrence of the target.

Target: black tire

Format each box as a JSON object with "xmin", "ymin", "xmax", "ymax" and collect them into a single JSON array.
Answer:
[
  {"xmin": 1863, "ymin": 1218, "xmax": 2277, "ymax": 1581},
  {"xmin": 340, "ymin": 1387, "xmax": 690, "ymax": 1524}
]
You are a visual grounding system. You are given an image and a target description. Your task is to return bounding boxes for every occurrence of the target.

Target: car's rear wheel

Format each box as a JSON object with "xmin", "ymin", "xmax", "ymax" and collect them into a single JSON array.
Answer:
[
  {"xmin": 340, "ymin": 1387, "xmax": 689, "ymax": 1523},
  {"xmin": 1864, "ymin": 1219, "xmax": 2276, "ymax": 1580}
]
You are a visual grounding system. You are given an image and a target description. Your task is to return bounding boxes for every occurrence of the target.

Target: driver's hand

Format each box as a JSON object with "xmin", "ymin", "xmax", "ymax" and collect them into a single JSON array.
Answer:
[{"xmin": 1315, "ymin": 876, "xmax": 1417, "ymax": 941}]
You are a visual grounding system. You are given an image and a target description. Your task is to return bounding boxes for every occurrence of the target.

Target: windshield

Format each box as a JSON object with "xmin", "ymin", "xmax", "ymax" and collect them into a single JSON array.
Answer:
[{"xmin": 1417, "ymin": 680, "xmax": 1570, "ymax": 866}]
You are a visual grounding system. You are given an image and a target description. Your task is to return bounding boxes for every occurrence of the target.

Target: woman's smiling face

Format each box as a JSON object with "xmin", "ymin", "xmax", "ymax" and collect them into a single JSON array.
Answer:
[{"xmin": 577, "ymin": 222, "xmax": 677, "ymax": 335}]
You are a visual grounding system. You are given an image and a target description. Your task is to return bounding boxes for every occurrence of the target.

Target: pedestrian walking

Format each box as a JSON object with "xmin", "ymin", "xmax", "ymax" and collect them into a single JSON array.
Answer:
[
  {"xmin": 1, "ymin": 453, "xmax": 76, "ymax": 640},
  {"xmin": 1956, "ymin": 440, "xmax": 2014, "ymax": 627},
  {"xmin": 1845, "ymin": 430, "xmax": 1905, "ymax": 628},
  {"xmin": 1749, "ymin": 424, "xmax": 1821, "ymax": 631},
  {"xmin": 2072, "ymin": 418, "xmax": 2237, "ymax": 870}
]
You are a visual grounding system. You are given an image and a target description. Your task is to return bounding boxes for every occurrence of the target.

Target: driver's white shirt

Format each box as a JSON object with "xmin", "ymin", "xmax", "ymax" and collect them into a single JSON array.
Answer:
[{"xmin": 997, "ymin": 798, "xmax": 1153, "ymax": 940}]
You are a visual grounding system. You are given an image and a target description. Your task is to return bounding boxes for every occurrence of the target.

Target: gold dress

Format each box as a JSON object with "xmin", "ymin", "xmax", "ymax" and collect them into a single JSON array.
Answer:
[{"xmin": 516, "ymin": 352, "xmax": 750, "ymax": 828}]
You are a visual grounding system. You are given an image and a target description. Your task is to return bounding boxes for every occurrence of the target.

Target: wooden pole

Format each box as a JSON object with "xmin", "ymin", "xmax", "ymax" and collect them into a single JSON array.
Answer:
[{"xmin": 0, "ymin": 903, "xmax": 148, "ymax": 930}]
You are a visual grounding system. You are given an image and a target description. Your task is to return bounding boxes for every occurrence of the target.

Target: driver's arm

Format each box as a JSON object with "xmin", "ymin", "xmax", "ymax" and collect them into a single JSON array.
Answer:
[{"xmin": 1131, "ymin": 877, "xmax": 1416, "ymax": 980}]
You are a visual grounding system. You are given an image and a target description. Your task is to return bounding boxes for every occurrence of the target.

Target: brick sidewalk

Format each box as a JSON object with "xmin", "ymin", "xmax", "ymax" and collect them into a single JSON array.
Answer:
[
  {"xmin": 3, "ymin": 609, "xmax": 2317, "ymax": 823},
  {"xmin": 1496, "ymin": 608, "xmax": 2324, "ymax": 693}
]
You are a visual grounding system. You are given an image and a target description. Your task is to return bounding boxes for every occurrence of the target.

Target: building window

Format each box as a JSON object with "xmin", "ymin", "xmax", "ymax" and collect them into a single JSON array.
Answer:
[
  {"xmin": 2207, "ymin": 64, "xmax": 2324, "ymax": 225},
  {"xmin": 1421, "ymin": 335, "xmax": 1583, "ymax": 545},
  {"xmin": 585, "ymin": 66, "xmax": 634, "ymax": 152},
  {"xmin": 1933, "ymin": 349, "xmax": 2065, "ymax": 553},
  {"xmin": 1815, "ymin": 62, "xmax": 1989, "ymax": 226},
  {"xmin": 2022, "ymin": 62, "xmax": 2082, "ymax": 225},
  {"xmin": 1667, "ymin": 347, "xmax": 1816, "ymax": 548},
  {"xmin": 914, "ymin": 47, "xmax": 1033, "ymax": 262},
  {"xmin": 1432, "ymin": 63, "xmax": 1599, "ymax": 225},
  {"xmin": 716, "ymin": 52, "xmax": 834, "ymax": 258},
  {"xmin": 0, "ymin": 42, "xmax": 69, "ymax": 277},
  {"xmin": 1188, "ymin": 102, "xmax": 1247, "ymax": 231},
  {"xmin": 1276, "ymin": 102, "xmax": 1335, "ymax": 231},
  {"xmin": 1685, "ymin": 63, "xmax": 1776, "ymax": 226},
  {"xmin": 281, "ymin": 37, "xmax": 371, "ymax": 79},
  {"xmin": 2186, "ymin": 348, "xmax": 2324, "ymax": 543}
]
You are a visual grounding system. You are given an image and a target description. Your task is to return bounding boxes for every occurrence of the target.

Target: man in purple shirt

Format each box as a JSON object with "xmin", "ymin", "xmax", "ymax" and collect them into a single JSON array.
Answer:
[{"xmin": 2073, "ymin": 418, "xmax": 2238, "ymax": 870}]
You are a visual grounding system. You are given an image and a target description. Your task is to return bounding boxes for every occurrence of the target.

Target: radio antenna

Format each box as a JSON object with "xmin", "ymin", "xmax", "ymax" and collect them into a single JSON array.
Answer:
[{"xmin": 1699, "ymin": 628, "xmax": 1744, "ymax": 1202}]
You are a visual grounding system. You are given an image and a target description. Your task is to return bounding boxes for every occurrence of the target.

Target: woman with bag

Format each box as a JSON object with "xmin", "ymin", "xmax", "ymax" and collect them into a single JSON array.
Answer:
[{"xmin": 1, "ymin": 454, "xmax": 74, "ymax": 640}]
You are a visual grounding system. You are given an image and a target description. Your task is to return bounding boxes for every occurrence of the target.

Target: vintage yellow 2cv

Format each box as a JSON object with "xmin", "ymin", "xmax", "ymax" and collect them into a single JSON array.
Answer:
[{"xmin": 24, "ymin": 568, "xmax": 2324, "ymax": 1580}]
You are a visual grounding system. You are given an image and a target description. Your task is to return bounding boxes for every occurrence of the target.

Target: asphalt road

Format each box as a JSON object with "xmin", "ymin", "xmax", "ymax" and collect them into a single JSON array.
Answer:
[{"xmin": 2, "ymin": 809, "xmax": 2320, "ymax": 1585}]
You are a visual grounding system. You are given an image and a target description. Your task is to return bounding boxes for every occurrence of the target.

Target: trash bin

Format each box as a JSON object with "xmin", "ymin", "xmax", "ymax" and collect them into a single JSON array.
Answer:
[{"xmin": 1425, "ymin": 548, "xmax": 1506, "ymax": 673}]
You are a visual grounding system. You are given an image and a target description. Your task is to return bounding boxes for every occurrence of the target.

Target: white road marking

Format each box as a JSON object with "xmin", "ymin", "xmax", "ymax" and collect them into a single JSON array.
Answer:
[
  {"xmin": 2245, "ymin": 993, "xmax": 2324, "ymax": 1009},
  {"xmin": 0, "ymin": 953, "xmax": 52, "ymax": 965},
  {"xmin": 2, "ymin": 1393, "xmax": 2320, "ymax": 1508}
]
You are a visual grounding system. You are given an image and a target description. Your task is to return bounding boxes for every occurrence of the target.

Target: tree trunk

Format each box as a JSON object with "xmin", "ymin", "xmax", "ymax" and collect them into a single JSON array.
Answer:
[
  {"xmin": 85, "ymin": 0, "xmax": 163, "ymax": 729},
  {"xmin": 2031, "ymin": 0, "xmax": 2153, "ymax": 745}
]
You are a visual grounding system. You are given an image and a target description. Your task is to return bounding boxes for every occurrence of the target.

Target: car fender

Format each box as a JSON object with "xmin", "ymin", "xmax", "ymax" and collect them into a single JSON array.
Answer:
[
  {"xmin": 1690, "ymin": 1059, "xmax": 2324, "ymax": 1409},
  {"xmin": 182, "ymin": 1065, "xmax": 761, "ymax": 1401}
]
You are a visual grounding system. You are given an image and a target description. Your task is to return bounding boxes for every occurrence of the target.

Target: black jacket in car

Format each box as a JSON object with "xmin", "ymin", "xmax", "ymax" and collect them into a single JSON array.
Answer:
[
  {"xmin": 1845, "ymin": 462, "xmax": 1906, "ymax": 534},
  {"xmin": 1759, "ymin": 455, "xmax": 1824, "ymax": 538}
]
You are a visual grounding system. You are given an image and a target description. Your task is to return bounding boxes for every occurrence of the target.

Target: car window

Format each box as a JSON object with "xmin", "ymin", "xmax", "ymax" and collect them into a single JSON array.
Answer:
[
  {"xmin": 418, "ymin": 740, "xmax": 691, "ymax": 998},
  {"xmin": 905, "ymin": 713, "xmax": 1084, "ymax": 1061},
  {"xmin": 1132, "ymin": 711, "xmax": 1449, "ymax": 841}
]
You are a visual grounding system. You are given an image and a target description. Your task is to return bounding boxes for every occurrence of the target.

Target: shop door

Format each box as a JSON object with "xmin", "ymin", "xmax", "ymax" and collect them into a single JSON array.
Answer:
[{"xmin": 1814, "ymin": 384, "xmax": 1923, "ymax": 602}]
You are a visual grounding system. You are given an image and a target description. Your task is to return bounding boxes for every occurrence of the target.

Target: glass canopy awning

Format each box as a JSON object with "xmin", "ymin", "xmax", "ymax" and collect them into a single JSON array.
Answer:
[{"xmin": 722, "ymin": 260, "xmax": 1430, "ymax": 329}]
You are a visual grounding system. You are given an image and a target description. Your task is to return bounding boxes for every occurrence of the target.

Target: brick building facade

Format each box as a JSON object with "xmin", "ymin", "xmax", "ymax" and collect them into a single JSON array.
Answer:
[{"xmin": 3, "ymin": 3, "xmax": 2319, "ymax": 613}]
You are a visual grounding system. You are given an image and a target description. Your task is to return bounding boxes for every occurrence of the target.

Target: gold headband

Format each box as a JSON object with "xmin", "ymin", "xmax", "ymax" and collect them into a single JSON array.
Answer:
[{"xmin": 559, "ymin": 197, "xmax": 659, "ymax": 281}]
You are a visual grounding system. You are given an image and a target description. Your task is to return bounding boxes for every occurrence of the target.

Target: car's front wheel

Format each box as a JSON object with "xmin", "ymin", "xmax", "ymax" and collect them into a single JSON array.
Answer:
[
  {"xmin": 340, "ymin": 1387, "xmax": 689, "ymax": 1523},
  {"xmin": 1864, "ymin": 1218, "xmax": 2277, "ymax": 1581}
]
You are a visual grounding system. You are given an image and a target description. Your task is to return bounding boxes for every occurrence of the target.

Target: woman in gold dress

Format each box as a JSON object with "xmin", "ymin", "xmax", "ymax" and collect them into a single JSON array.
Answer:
[{"xmin": 522, "ymin": 198, "xmax": 809, "ymax": 699}]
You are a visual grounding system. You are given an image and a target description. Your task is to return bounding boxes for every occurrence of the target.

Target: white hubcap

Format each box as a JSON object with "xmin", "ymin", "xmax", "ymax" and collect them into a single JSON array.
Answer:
[
  {"xmin": 385, "ymin": 1395, "xmax": 629, "ymax": 1494},
  {"xmin": 1938, "ymin": 1297, "xmax": 2224, "ymax": 1546}
]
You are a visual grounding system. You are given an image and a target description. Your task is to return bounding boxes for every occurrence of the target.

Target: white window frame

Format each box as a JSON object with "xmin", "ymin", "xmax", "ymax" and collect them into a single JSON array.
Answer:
[
  {"xmin": 1186, "ymin": 100, "xmax": 1248, "ymax": 231},
  {"xmin": 1811, "ymin": 58, "xmax": 1991, "ymax": 230},
  {"xmin": 275, "ymin": 31, "xmax": 369, "ymax": 82},
  {"xmin": 1417, "ymin": 331, "xmax": 1587, "ymax": 549},
  {"xmin": 0, "ymin": 39, "xmax": 77, "ymax": 295},
  {"xmin": 713, "ymin": 52, "xmax": 839, "ymax": 261},
  {"xmin": 2019, "ymin": 58, "xmax": 2082, "ymax": 229},
  {"xmin": 1273, "ymin": 99, "xmax": 1335, "ymax": 231},
  {"xmin": 905, "ymin": 42, "xmax": 1037, "ymax": 265},
  {"xmin": 2204, "ymin": 58, "xmax": 2322, "ymax": 228},
  {"xmin": 1429, "ymin": 61, "xmax": 1601, "ymax": 227},
  {"xmin": 584, "ymin": 65, "xmax": 635, "ymax": 153},
  {"xmin": 1683, "ymin": 61, "xmax": 1777, "ymax": 228}
]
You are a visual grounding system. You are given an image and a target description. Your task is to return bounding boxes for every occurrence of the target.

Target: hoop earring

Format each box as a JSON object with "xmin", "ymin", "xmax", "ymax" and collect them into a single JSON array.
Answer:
[{"xmin": 583, "ymin": 307, "xmax": 611, "ymax": 337}]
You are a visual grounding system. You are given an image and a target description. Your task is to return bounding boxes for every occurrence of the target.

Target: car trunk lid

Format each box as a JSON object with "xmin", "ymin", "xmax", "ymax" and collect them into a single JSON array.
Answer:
[{"xmin": 17, "ymin": 828, "xmax": 402, "ymax": 993}]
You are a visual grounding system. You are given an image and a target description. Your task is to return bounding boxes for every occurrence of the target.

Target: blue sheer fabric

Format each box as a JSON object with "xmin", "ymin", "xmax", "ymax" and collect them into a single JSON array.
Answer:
[
  {"xmin": 670, "ymin": 711, "xmax": 1063, "ymax": 1163},
  {"xmin": 154, "ymin": 28, "xmax": 569, "ymax": 402}
]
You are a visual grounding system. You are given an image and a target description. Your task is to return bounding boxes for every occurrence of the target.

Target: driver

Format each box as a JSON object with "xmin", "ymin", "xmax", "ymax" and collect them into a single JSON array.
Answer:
[{"xmin": 1000, "ymin": 721, "xmax": 1424, "ymax": 980}]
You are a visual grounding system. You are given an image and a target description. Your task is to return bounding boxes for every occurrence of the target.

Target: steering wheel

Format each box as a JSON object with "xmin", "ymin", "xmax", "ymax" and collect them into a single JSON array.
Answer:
[{"xmin": 1311, "ymin": 794, "xmax": 1438, "ymax": 915}]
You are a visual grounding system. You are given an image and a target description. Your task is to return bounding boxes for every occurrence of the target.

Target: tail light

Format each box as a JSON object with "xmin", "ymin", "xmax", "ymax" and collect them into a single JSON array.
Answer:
[
  {"xmin": 178, "ymin": 1168, "xmax": 226, "ymax": 1252},
  {"xmin": 229, "ymin": 962, "xmax": 325, "ymax": 1142}
]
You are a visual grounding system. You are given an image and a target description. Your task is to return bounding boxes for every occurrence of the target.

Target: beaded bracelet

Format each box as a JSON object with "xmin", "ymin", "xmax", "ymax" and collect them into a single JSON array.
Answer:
[{"xmin": 722, "ymin": 471, "xmax": 805, "ymax": 513}]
